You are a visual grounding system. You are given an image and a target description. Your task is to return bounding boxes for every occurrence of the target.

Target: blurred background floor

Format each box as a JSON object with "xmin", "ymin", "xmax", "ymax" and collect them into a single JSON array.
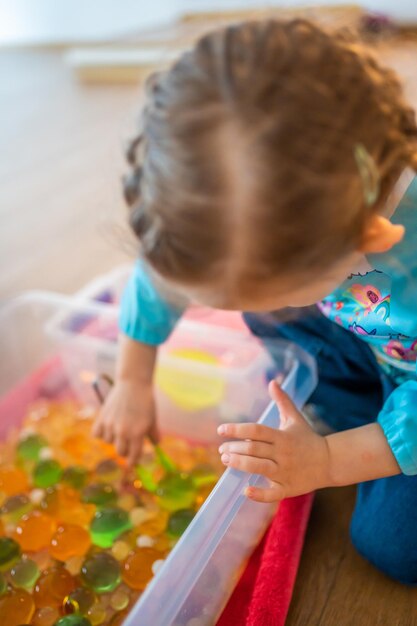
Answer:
[{"xmin": 1, "ymin": 5, "xmax": 417, "ymax": 625}]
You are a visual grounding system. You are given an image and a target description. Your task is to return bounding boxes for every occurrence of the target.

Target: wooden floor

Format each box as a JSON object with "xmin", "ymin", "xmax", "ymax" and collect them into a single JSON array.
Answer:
[{"xmin": 1, "ymin": 31, "xmax": 417, "ymax": 626}]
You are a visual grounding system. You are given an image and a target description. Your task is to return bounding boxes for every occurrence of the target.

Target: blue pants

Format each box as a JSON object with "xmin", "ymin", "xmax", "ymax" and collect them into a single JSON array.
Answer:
[{"xmin": 244, "ymin": 307, "xmax": 417, "ymax": 584}]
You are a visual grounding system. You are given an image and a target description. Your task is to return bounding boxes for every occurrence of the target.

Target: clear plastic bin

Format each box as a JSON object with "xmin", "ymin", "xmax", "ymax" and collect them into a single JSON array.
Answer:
[
  {"xmin": 0, "ymin": 291, "xmax": 316, "ymax": 626},
  {"xmin": 45, "ymin": 298, "xmax": 285, "ymax": 442},
  {"xmin": 74, "ymin": 263, "xmax": 250, "ymax": 332}
]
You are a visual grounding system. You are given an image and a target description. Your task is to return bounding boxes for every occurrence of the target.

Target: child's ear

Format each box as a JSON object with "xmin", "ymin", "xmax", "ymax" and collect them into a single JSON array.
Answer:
[{"xmin": 359, "ymin": 215, "xmax": 405, "ymax": 254}]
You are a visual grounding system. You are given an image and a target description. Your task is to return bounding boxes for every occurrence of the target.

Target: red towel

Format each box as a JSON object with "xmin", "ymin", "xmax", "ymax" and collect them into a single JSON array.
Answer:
[{"xmin": 217, "ymin": 493, "xmax": 314, "ymax": 626}]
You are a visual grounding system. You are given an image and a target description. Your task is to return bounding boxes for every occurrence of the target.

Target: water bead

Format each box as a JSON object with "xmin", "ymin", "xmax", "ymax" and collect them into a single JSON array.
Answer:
[
  {"xmin": 17, "ymin": 434, "xmax": 48, "ymax": 462},
  {"xmin": 86, "ymin": 602, "xmax": 107, "ymax": 625},
  {"xmin": 167, "ymin": 509, "xmax": 195, "ymax": 538},
  {"xmin": 82, "ymin": 483, "xmax": 117, "ymax": 508},
  {"xmin": 33, "ymin": 460, "xmax": 63, "ymax": 488},
  {"xmin": 1, "ymin": 494, "xmax": 32, "ymax": 523},
  {"xmin": 95, "ymin": 460, "xmax": 122, "ymax": 483},
  {"xmin": 14, "ymin": 511, "xmax": 56, "ymax": 551},
  {"xmin": 65, "ymin": 555, "xmax": 84, "ymax": 577},
  {"xmin": 110, "ymin": 588, "xmax": 129, "ymax": 611},
  {"xmin": 62, "ymin": 466, "xmax": 88, "ymax": 490},
  {"xmin": 39, "ymin": 447, "xmax": 54, "ymax": 461},
  {"xmin": 191, "ymin": 463, "xmax": 218, "ymax": 488},
  {"xmin": 50, "ymin": 524, "xmax": 92, "ymax": 561},
  {"xmin": 41, "ymin": 487, "xmax": 95, "ymax": 528},
  {"xmin": 90, "ymin": 507, "xmax": 132, "ymax": 549},
  {"xmin": 151, "ymin": 559, "xmax": 165, "ymax": 575},
  {"xmin": 0, "ymin": 536, "xmax": 21, "ymax": 570},
  {"xmin": 156, "ymin": 473, "xmax": 196, "ymax": 512},
  {"xmin": 81, "ymin": 553, "xmax": 121, "ymax": 593},
  {"xmin": 10, "ymin": 558, "xmax": 40, "ymax": 590},
  {"xmin": 111, "ymin": 540, "xmax": 131, "ymax": 561},
  {"xmin": 32, "ymin": 606, "xmax": 60, "ymax": 626},
  {"xmin": 0, "ymin": 466, "xmax": 29, "ymax": 496},
  {"xmin": 152, "ymin": 534, "xmax": 171, "ymax": 553},
  {"xmin": 122, "ymin": 547, "xmax": 161, "ymax": 590},
  {"xmin": 136, "ymin": 534, "xmax": 154, "ymax": 548},
  {"xmin": 117, "ymin": 493, "xmax": 137, "ymax": 511},
  {"xmin": 0, "ymin": 588, "xmax": 35, "ymax": 626},
  {"xmin": 30, "ymin": 489, "xmax": 45, "ymax": 506},
  {"xmin": 129, "ymin": 506, "xmax": 153, "ymax": 527},
  {"xmin": 34, "ymin": 567, "xmax": 76, "ymax": 608},
  {"xmin": 54, "ymin": 616, "xmax": 92, "ymax": 626},
  {"xmin": 63, "ymin": 587, "xmax": 96, "ymax": 615},
  {"xmin": 137, "ymin": 511, "xmax": 168, "ymax": 537},
  {"xmin": 31, "ymin": 549, "xmax": 53, "ymax": 573}
]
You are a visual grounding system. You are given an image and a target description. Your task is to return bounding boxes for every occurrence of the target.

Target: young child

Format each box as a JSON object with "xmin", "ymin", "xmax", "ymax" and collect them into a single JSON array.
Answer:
[{"xmin": 94, "ymin": 20, "xmax": 417, "ymax": 583}]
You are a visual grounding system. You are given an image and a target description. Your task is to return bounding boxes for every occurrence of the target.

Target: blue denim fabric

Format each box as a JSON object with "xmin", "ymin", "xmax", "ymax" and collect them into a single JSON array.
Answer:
[{"xmin": 244, "ymin": 307, "xmax": 417, "ymax": 584}]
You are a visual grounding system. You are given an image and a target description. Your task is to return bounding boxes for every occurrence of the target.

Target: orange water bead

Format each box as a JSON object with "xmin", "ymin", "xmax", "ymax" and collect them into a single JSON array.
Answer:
[
  {"xmin": 0, "ymin": 588, "xmax": 35, "ymax": 626},
  {"xmin": 136, "ymin": 511, "xmax": 169, "ymax": 537},
  {"xmin": 0, "ymin": 466, "xmax": 29, "ymax": 496},
  {"xmin": 32, "ymin": 606, "xmax": 60, "ymax": 626},
  {"xmin": 42, "ymin": 486, "xmax": 95, "ymax": 528},
  {"xmin": 60, "ymin": 432, "xmax": 116, "ymax": 470},
  {"xmin": 34, "ymin": 566, "xmax": 76, "ymax": 608},
  {"xmin": 122, "ymin": 547, "xmax": 161, "ymax": 590},
  {"xmin": 50, "ymin": 524, "xmax": 92, "ymax": 561},
  {"xmin": 14, "ymin": 511, "xmax": 56, "ymax": 551}
]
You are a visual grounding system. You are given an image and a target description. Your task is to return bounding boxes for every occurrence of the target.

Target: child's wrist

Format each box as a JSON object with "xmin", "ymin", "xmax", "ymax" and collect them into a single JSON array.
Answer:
[{"xmin": 323, "ymin": 433, "xmax": 350, "ymax": 488}]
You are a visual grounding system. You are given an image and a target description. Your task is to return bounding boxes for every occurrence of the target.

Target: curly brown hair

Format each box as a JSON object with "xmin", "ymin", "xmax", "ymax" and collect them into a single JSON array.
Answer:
[{"xmin": 123, "ymin": 19, "xmax": 417, "ymax": 300}]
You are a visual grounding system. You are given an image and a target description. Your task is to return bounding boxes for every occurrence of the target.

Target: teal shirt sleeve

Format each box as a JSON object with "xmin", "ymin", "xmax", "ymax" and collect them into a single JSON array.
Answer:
[
  {"xmin": 377, "ymin": 381, "xmax": 417, "ymax": 475},
  {"xmin": 119, "ymin": 261, "xmax": 185, "ymax": 345}
]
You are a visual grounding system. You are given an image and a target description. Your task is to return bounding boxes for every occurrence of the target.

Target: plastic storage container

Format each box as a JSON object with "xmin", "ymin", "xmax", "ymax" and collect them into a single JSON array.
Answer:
[
  {"xmin": 0, "ymin": 291, "xmax": 316, "ymax": 626},
  {"xmin": 46, "ymin": 298, "xmax": 282, "ymax": 442},
  {"xmin": 74, "ymin": 263, "xmax": 250, "ymax": 332}
]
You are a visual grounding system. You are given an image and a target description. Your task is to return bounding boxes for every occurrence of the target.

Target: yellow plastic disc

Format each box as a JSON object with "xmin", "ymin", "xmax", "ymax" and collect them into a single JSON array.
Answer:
[{"xmin": 156, "ymin": 348, "xmax": 225, "ymax": 411}]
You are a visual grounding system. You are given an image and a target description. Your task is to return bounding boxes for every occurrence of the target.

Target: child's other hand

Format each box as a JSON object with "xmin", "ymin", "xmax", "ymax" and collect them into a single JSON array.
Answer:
[
  {"xmin": 92, "ymin": 379, "xmax": 159, "ymax": 467},
  {"xmin": 217, "ymin": 381, "xmax": 331, "ymax": 502}
]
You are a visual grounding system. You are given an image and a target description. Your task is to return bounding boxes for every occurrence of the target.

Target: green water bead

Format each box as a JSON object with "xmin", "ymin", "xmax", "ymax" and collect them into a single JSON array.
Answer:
[
  {"xmin": 10, "ymin": 558, "xmax": 39, "ymax": 590},
  {"xmin": 81, "ymin": 553, "xmax": 121, "ymax": 593},
  {"xmin": 62, "ymin": 466, "xmax": 88, "ymax": 490},
  {"xmin": 0, "ymin": 537, "xmax": 21, "ymax": 571},
  {"xmin": 0, "ymin": 572, "xmax": 7, "ymax": 595},
  {"xmin": 156, "ymin": 473, "xmax": 196, "ymax": 512},
  {"xmin": 82, "ymin": 483, "xmax": 117, "ymax": 508},
  {"xmin": 1, "ymin": 494, "xmax": 32, "ymax": 522},
  {"xmin": 17, "ymin": 434, "xmax": 48, "ymax": 462},
  {"xmin": 33, "ymin": 459, "xmax": 63, "ymax": 488},
  {"xmin": 191, "ymin": 463, "xmax": 218, "ymax": 488},
  {"xmin": 63, "ymin": 587, "xmax": 96, "ymax": 615},
  {"xmin": 54, "ymin": 615, "xmax": 92, "ymax": 626},
  {"xmin": 167, "ymin": 508, "xmax": 196, "ymax": 538},
  {"xmin": 90, "ymin": 507, "xmax": 132, "ymax": 548}
]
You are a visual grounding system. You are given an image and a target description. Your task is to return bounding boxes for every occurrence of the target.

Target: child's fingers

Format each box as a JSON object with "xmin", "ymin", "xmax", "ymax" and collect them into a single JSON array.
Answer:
[
  {"xmin": 217, "ymin": 422, "xmax": 274, "ymax": 443},
  {"xmin": 115, "ymin": 434, "xmax": 129, "ymax": 458},
  {"xmin": 245, "ymin": 483, "xmax": 284, "ymax": 503},
  {"xmin": 268, "ymin": 381, "xmax": 303, "ymax": 423},
  {"xmin": 219, "ymin": 440, "xmax": 275, "ymax": 461},
  {"xmin": 103, "ymin": 422, "xmax": 115, "ymax": 444},
  {"xmin": 92, "ymin": 419, "xmax": 104, "ymax": 438},
  {"xmin": 148, "ymin": 419, "xmax": 160, "ymax": 445},
  {"xmin": 221, "ymin": 452, "xmax": 277, "ymax": 477},
  {"xmin": 127, "ymin": 437, "xmax": 144, "ymax": 468}
]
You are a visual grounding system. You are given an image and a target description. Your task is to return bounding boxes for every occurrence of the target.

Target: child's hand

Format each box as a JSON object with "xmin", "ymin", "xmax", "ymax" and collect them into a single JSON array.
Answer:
[
  {"xmin": 217, "ymin": 381, "xmax": 331, "ymax": 502},
  {"xmin": 92, "ymin": 379, "xmax": 159, "ymax": 467}
]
